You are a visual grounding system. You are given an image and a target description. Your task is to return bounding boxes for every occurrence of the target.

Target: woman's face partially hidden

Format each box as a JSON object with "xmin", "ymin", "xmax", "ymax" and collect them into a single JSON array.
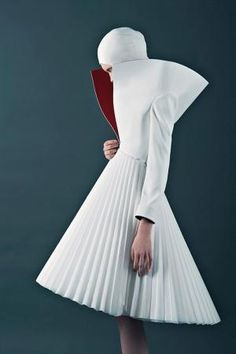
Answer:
[{"xmin": 101, "ymin": 64, "xmax": 113, "ymax": 82}]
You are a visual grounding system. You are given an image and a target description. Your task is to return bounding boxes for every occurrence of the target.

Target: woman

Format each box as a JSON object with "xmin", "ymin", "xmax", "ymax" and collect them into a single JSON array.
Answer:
[{"xmin": 36, "ymin": 27, "xmax": 221, "ymax": 354}]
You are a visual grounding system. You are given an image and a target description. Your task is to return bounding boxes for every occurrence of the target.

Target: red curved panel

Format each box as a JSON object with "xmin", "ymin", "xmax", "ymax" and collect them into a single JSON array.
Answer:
[{"xmin": 90, "ymin": 68, "xmax": 120, "ymax": 141}]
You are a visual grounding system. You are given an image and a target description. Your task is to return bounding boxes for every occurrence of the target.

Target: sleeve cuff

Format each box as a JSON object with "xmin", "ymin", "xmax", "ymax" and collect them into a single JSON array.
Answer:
[
  {"xmin": 135, "ymin": 215, "xmax": 155, "ymax": 224},
  {"xmin": 135, "ymin": 193, "xmax": 165, "ymax": 225}
]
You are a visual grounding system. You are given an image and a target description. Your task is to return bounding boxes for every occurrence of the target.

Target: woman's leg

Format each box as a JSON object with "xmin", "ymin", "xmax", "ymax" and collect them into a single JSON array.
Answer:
[{"xmin": 115, "ymin": 315, "xmax": 149, "ymax": 354}]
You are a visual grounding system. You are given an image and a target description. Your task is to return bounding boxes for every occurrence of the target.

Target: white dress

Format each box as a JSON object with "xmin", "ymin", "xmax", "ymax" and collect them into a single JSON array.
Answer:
[{"xmin": 36, "ymin": 58, "xmax": 221, "ymax": 325}]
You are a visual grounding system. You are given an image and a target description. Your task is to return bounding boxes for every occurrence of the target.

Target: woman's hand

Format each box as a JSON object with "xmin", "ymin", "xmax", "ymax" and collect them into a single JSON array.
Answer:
[
  {"xmin": 131, "ymin": 219, "xmax": 153, "ymax": 276},
  {"xmin": 103, "ymin": 139, "xmax": 119, "ymax": 160}
]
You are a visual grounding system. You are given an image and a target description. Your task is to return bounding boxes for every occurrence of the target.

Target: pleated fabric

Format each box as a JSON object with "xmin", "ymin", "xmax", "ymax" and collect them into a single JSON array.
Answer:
[{"xmin": 36, "ymin": 148, "xmax": 221, "ymax": 325}]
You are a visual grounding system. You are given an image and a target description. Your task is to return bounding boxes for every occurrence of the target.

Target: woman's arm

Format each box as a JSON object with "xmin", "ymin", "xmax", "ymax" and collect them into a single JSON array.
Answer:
[
  {"xmin": 131, "ymin": 94, "xmax": 177, "ymax": 276},
  {"xmin": 134, "ymin": 93, "xmax": 177, "ymax": 224}
]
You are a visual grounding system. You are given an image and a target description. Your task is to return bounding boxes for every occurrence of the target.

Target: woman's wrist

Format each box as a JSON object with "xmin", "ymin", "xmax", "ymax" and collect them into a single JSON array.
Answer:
[
  {"xmin": 139, "ymin": 217, "xmax": 154, "ymax": 225},
  {"xmin": 138, "ymin": 218, "xmax": 153, "ymax": 235}
]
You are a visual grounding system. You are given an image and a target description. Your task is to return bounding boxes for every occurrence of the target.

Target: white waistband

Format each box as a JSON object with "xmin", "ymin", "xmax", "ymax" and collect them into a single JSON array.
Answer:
[{"xmin": 118, "ymin": 148, "xmax": 147, "ymax": 165}]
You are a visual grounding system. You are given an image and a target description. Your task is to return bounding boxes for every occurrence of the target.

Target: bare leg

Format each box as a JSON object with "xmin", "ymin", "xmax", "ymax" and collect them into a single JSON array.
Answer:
[{"xmin": 115, "ymin": 315, "xmax": 149, "ymax": 354}]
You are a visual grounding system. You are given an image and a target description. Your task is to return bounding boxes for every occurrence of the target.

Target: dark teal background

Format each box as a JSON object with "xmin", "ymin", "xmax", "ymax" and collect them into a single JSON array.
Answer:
[{"xmin": 0, "ymin": 0, "xmax": 235, "ymax": 353}]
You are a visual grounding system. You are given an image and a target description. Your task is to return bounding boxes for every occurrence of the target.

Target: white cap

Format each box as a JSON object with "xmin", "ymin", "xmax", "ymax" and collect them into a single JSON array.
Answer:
[{"xmin": 97, "ymin": 27, "xmax": 149, "ymax": 65}]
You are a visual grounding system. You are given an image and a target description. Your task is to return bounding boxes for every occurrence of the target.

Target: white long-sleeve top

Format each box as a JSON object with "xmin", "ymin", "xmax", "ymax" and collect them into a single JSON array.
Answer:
[{"xmin": 111, "ymin": 58, "xmax": 209, "ymax": 224}]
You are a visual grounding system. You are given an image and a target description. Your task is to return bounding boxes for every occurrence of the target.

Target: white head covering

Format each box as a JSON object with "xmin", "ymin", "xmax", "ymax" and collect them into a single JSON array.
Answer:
[{"xmin": 97, "ymin": 27, "xmax": 149, "ymax": 65}]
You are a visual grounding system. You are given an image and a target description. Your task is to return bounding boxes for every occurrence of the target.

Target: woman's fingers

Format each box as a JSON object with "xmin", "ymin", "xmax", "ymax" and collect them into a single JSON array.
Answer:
[
  {"xmin": 104, "ymin": 148, "xmax": 117, "ymax": 159},
  {"xmin": 132, "ymin": 250, "xmax": 153, "ymax": 276},
  {"xmin": 140, "ymin": 253, "xmax": 150, "ymax": 276},
  {"xmin": 133, "ymin": 252, "xmax": 146, "ymax": 276},
  {"xmin": 103, "ymin": 139, "xmax": 119, "ymax": 151},
  {"xmin": 138, "ymin": 254, "xmax": 144, "ymax": 276},
  {"xmin": 143, "ymin": 253, "xmax": 149, "ymax": 275},
  {"xmin": 133, "ymin": 251, "xmax": 141, "ymax": 272},
  {"xmin": 147, "ymin": 253, "xmax": 153, "ymax": 273},
  {"xmin": 103, "ymin": 139, "xmax": 119, "ymax": 147},
  {"xmin": 103, "ymin": 139, "xmax": 119, "ymax": 160},
  {"xmin": 149, "ymin": 253, "xmax": 153, "ymax": 271}
]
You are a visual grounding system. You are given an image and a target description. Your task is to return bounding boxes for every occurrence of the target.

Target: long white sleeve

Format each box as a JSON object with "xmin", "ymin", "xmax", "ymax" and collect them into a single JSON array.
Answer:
[{"xmin": 135, "ymin": 93, "xmax": 177, "ymax": 224}]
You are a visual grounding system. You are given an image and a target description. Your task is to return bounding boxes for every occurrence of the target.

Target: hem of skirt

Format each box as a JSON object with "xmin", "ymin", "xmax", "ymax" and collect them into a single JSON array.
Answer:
[{"xmin": 35, "ymin": 279, "xmax": 221, "ymax": 326}]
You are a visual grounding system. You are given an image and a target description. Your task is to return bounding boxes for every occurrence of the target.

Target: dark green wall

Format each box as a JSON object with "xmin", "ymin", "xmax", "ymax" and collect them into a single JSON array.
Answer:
[{"xmin": 0, "ymin": 0, "xmax": 235, "ymax": 353}]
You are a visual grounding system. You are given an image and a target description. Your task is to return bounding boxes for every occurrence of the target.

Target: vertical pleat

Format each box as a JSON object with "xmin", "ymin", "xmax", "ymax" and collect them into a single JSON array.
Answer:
[
  {"xmin": 36, "ymin": 148, "xmax": 221, "ymax": 325},
  {"xmin": 159, "ymin": 196, "xmax": 221, "ymax": 324},
  {"xmin": 164, "ymin": 202, "xmax": 198, "ymax": 322}
]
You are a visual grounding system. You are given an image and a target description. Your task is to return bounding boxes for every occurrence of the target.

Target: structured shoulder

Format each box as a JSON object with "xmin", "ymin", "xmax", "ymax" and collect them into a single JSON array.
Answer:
[{"xmin": 149, "ymin": 59, "xmax": 209, "ymax": 123}]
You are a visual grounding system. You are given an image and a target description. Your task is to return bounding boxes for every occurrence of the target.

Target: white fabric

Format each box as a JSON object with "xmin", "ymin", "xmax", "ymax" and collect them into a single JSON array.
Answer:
[
  {"xmin": 111, "ymin": 58, "xmax": 209, "ymax": 223},
  {"xmin": 35, "ymin": 147, "xmax": 221, "ymax": 324},
  {"xmin": 135, "ymin": 94, "xmax": 176, "ymax": 223},
  {"xmin": 35, "ymin": 28, "xmax": 221, "ymax": 325},
  {"xmin": 97, "ymin": 27, "xmax": 148, "ymax": 65}
]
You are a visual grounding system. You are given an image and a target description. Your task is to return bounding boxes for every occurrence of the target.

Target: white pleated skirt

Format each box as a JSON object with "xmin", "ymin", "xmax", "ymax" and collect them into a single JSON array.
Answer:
[{"xmin": 35, "ymin": 148, "xmax": 221, "ymax": 325}]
